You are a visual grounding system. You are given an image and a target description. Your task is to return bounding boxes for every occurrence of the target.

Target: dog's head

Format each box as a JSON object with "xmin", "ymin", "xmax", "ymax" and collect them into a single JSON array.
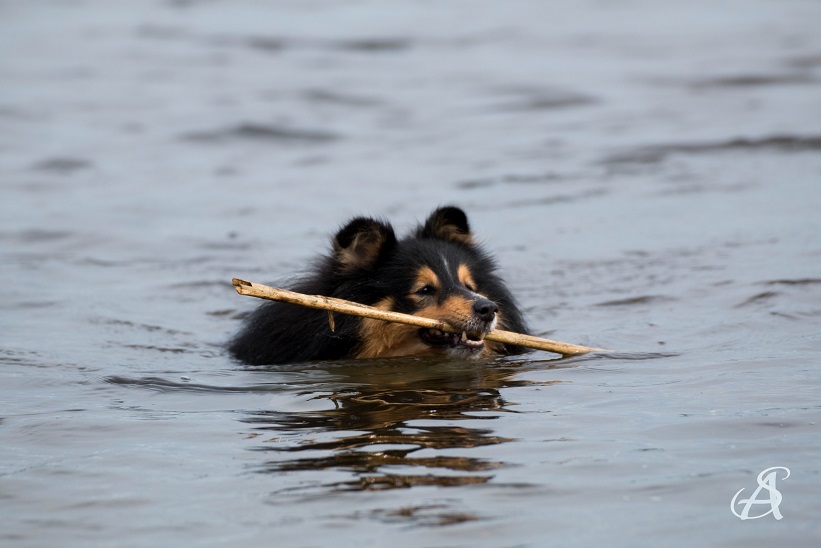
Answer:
[{"xmin": 330, "ymin": 206, "xmax": 516, "ymax": 359}]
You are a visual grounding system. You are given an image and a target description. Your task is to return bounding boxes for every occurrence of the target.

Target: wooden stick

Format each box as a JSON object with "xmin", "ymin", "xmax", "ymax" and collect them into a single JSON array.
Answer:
[{"xmin": 232, "ymin": 278, "xmax": 601, "ymax": 356}]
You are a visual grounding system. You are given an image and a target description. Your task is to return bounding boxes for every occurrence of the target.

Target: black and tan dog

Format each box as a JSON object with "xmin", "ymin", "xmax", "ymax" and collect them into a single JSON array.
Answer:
[{"xmin": 229, "ymin": 206, "xmax": 529, "ymax": 364}]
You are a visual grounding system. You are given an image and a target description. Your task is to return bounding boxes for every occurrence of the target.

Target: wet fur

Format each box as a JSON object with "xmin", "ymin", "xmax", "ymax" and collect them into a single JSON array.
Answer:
[{"xmin": 229, "ymin": 206, "xmax": 529, "ymax": 365}]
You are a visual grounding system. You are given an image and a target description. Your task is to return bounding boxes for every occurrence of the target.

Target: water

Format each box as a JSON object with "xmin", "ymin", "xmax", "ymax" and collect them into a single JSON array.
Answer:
[{"xmin": 2, "ymin": 0, "xmax": 821, "ymax": 546}]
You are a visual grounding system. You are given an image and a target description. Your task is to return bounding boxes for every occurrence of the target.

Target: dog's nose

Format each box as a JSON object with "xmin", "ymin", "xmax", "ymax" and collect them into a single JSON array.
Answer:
[{"xmin": 473, "ymin": 298, "xmax": 498, "ymax": 323}]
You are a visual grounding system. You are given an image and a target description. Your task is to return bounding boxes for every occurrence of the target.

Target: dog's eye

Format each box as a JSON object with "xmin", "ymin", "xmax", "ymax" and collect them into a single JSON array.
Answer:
[
  {"xmin": 464, "ymin": 282, "xmax": 477, "ymax": 292},
  {"xmin": 416, "ymin": 285, "xmax": 436, "ymax": 296}
]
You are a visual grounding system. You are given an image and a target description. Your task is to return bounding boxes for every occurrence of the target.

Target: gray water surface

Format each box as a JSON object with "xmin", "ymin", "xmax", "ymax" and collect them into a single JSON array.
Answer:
[{"xmin": 2, "ymin": 1, "xmax": 821, "ymax": 546}]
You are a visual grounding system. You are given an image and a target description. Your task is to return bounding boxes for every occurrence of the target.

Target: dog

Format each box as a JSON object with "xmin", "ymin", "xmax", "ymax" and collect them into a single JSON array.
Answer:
[{"xmin": 229, "ymin": 206, "xmax": 529, "ymax": 365}]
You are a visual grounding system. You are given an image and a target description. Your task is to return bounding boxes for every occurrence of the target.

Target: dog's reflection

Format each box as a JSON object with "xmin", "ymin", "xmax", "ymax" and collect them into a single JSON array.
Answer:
[{"xmin": 242, "ymin": 357, "xmax": 562, "ymax": 491}]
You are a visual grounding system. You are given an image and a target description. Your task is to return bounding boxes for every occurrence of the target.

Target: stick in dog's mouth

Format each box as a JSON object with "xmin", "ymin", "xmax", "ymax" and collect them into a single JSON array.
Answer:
[{"xmin": 232, "ymin": 278, "xmax": 604, "ymax": 356}]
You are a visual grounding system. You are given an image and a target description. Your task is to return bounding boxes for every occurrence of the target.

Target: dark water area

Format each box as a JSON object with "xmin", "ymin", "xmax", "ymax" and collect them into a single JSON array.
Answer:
[{"xmin": 2, "ymin": 1, "xmax": 821, "ymax": 546}]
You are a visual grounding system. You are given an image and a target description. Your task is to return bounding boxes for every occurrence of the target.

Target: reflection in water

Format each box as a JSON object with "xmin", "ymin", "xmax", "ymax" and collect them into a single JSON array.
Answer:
[
  {"xmin": 242, "ymin": 357, "xmax": 563, "ymax": 491},
  {"xmin": 344, "ymin": 503, "xmax": 481, "ymax": 527}
]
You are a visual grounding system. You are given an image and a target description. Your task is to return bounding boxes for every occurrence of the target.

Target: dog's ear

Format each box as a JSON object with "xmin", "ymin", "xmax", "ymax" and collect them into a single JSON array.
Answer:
[
  {"xmin": 333, "ymin": 217, "xmax": 397, "ymax": 271},
  {"xmin": 418, "ymin": 206, "xmax": 474, "ymax": 246}
]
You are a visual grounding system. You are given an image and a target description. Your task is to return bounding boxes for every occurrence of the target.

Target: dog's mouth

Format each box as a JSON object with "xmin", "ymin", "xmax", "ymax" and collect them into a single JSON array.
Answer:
[{"xmin": 419, "ymin": 327, "xmax": 486, "ymax": 352}]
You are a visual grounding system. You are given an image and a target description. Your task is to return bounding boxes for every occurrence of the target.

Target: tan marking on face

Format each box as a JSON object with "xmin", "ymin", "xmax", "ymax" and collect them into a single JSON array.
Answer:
[
  {"xmin": 415, "ymin": 295, "xmax": 475, "ymax": 326},
  {"xmin": 411, "ymin": 266, "xmax": 440, "ymax": 295},
  {"xmin": 355, "ymin": 298, "xmax": 436, "ymax": 359},
  {"xmin": 354, "ymin": 270, "xmax": 508, "ymax": 358},
  {"xmin": 457, "ymin": 264, "xmax": 477, "ymax": 292}
]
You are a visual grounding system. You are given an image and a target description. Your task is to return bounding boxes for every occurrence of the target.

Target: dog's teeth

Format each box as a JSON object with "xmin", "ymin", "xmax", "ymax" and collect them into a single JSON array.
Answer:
[{"xmin": 461, "ymin": 331, "xmax": 467, "ymax": 342}]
